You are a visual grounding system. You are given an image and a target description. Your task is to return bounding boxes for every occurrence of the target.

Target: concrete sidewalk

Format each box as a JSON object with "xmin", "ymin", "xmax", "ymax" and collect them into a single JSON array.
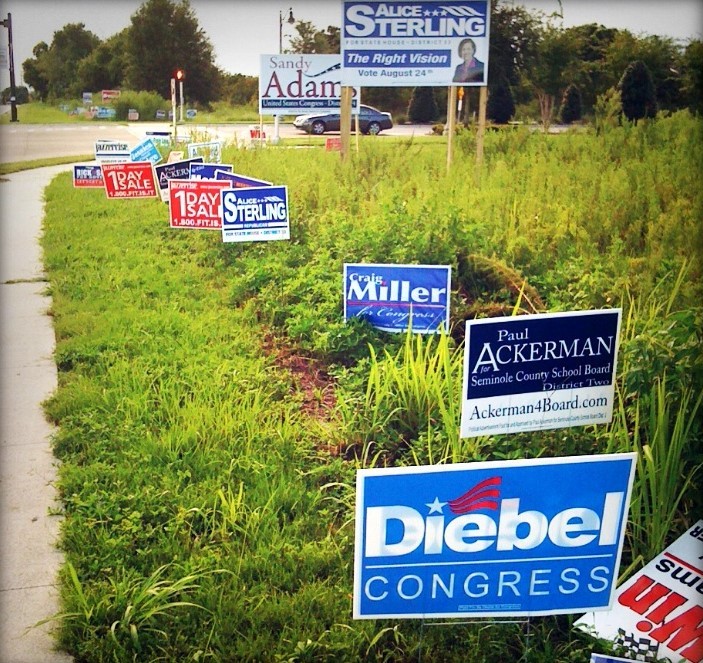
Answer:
[{"xmin": 0, "ymin": 167, "xmax": 73, "ymax": 662}]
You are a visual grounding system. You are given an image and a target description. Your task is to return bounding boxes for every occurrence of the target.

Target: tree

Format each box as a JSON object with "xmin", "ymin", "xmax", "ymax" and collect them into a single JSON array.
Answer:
[
  {"xmin": 75, "ymin": 30, "xmax": 129, "ymax": 93},
  {"xmin": 288, "ymin": 21, "xmax": 340, "ymax": 54},
  {"xmin": 680, "ymin": 39, "xmax": 703, "ymax": 114},
  {"xmin": 407, "ymin": 87, "xmax": 439, "ymax": 123},
  {"xmin": 619, "ymin": 60, "xmax": 657, "ymax": 122},
  {"xmin": 22, "ymin": 42, "xmax": 49, "ymax": 100},
  {"xmin": 604, "ymin": 32, "xmax": 683, "ymax": 112},
  {"xmin": 559, "ymin": 83, "xmax": 582, "ymax": 124},
  {"xmin": 22, "ymin": 24, "xmax": 99, "ymax": 99},
  {"xmin": 126, "ymin": 0, "xmax": 219, "ymax": 106}
]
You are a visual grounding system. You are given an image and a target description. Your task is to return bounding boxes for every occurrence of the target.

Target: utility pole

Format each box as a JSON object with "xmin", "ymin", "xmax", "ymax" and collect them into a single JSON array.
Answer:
[{"xmin": 1, "ymin": 13, "xmax": 18, "ymax": 122}]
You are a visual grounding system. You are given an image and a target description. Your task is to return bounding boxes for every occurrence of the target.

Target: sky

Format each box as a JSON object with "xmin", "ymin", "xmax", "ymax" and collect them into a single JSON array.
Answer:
[{"xmin": 1, "ymin": 0, "xmax": 702, "ymax": 89}]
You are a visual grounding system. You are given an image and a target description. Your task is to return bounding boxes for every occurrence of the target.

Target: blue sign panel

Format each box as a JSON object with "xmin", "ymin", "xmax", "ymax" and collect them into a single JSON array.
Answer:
[
  {"xmin": 354, "ymin": 453, "xmax": 636, "ymax": 619},
  {"xmin": 344, "ymin": 263, "xmax": 451, "ymax": 334},
  {"xmin": 460, "ymin": 310, "xmax": 621, "ymax": 437},
  {"xmin": 342, "ymin": 1, "xmax": 490, "ymax": 87},
  {"xmin": 189, "ymin": 163, "xmax": 232, "ymax": 180},
  {"xmin": 215, "ymin": 170, "xmax": 272, "ymax": 188},
  {"xmin": 130, "ymin": 138, "xmax": 162, "ymax": 165},
  {"xmin": 221, "ymin": 186, "xmax": 289, "ymax": 243}
]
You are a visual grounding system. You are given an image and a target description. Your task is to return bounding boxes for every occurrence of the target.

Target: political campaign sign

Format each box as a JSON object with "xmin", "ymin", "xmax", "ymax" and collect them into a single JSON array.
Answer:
[
  {"xmin": 94, "ymin": 139, "xmax": 130, "ymax": 164},
  {"xmin": 168, "ymin": 179, "xmax": 231, "ymax": 230},
  {"xmin": 154, "ymin": 157, "xmax": 204, "ymax": 201},
  {"xmin": 259, "ymin": 54, "xmax": 359, "ymax": 114},
  {"xmin": 344, "ymin": 263, "xmax": 451, "ymax": 334},
  {"xmin": 73, "ymin": 164, "xmax": 104, "ymax": 188},
  {"xmin": 102, "ymin": 162, "xmax": 158, "ymax": 199},
  {"xmin": 147, "ymin": 130, "xmax": 171, "ymax": 147},
  {"xmin": 189, "ymin": 163, "xmax": 233, "ymax": 180},
  {"xmin": 590, "ymin": 655, "xmax": 648, "ymax": 663},
  {"xmin": 460, "ymin": 309, "xmax": 621, "ymax": 438},
  {"xmin": 215, "ymin": 170, "xmax": 272, "ymax": 188},
  {"xmin": 187, "ymin": 141, "xmax": 222, "ymax": 164},
  {"xmin": 341, "ymin": 1, "xmax": 490, "ymax": 87},
  {"xmin": 576, "ymin": 520, "xmax": 703, "ymax": 663},
  {"xmin": 354, "ymin": 453, "xmax": 636, "ymax": 619},
  {"xmin": 130, "ymin": 137, "xmax": 162, "ymax": 165},
  {"xmin": 221, "ymin": 186, "xmax": 289, "ymax": 243}
]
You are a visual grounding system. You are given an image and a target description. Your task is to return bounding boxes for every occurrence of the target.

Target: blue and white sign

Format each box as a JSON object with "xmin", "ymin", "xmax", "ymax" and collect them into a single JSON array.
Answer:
[
  {"xmin": 130, "ymin": 137, "xmax": 162, "ymax": 165},
  {"xmin": 215, "ymin": 170, "xmax": 272, "ymax": 188},
  {"xmin": 187, "ymin": 141, "xmax": 222, "ymax": 163},
  {"xmin": 94, "ymin": 139, "xmax": 130, "ymax": 164},
  {"xmin": 189, "ymin": 163, "xmax": 232, "ymax": 180},
  {"xmin": 147, "ymin": 130, "xmax": 171, "ymax": 146},
  {"xmin": 221, "ymin": 186, "xmax": 289, "ymax": 243},
  {"xmin": 154, "ymin": 157, "xmax": 203, "ymax": 201},
  {"xmin": 342, "ymin": 1, "xmax": 490, "ymax": 87},
  {"xmin": 354, "ymin": 453, "xmax": 636, "ymax": 619},
  {"xmin": 344, "ymin": 263, "xmax": 451, "ymax": 334},
  {"xmin": 259, "ymin": 54, "xmax": 359, "ymax": 114},
  {"xmin": 460, "ymin": 309, "xmax": 622, "ymax": 438}
]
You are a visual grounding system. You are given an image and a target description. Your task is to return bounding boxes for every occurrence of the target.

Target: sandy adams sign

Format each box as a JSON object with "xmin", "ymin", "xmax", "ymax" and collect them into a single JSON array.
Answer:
[{"xmin": 259, "ymin": 54, "xmax": 359, "ymax": 114}]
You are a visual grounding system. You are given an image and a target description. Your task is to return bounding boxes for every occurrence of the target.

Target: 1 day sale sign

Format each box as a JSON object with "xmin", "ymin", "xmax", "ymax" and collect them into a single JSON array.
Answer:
[
  {"xmin": 460, "ymin": 309, "xmax": 621, "ymax": 438},
  {"xmin": 354, "ymin": 453, "xmax": 636, "ymax": 619},
  {"xmin": 102, "ymin": 162, "xmax": 158, "ymax": 199},
  {"xmin": 168, "ymin": 179, "xmax": 231, "ymax": 230}
]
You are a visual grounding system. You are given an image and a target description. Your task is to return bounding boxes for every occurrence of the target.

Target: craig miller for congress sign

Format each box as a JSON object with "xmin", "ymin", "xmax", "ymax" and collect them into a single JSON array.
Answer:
[
  {"xmin": 344, "ymin": 263, "xmax": 451, "ymax": 334},
  {"xmin": 354, "ymin": 453, "xmax": 636, "ymax": 619},
  {"xmin": 460, "ymin": 309, "xmax": 622, "ymax": 437}
]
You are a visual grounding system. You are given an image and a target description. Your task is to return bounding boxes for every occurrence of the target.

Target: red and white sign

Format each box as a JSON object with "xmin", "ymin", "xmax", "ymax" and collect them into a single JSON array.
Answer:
[
  {"xmin": 102, "ymin": 162, "xmax": 158, "ymax": 199},
  {"xmin": 576, "ymin": 519, "xmax": 703, "ymax": 663},
  {"xmin": 101, "ymin": 89, "xmax": 121, "ymax": 102},
  {"xmin": 168, "ymin": 179, "xmax": 231, "ymax": 230}
]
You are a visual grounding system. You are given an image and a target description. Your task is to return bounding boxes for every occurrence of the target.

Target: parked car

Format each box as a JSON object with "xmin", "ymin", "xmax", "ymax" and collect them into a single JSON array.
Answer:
[{"xmin": 293, "ymin": 105, "xmax": 393, "ymax": 135}]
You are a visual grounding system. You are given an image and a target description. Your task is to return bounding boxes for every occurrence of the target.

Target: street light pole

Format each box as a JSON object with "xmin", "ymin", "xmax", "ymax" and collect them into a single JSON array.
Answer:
[
  {"xmin": 274, "ymin": 7, "xmax": 295, "ymax": 143},
  {"xmin": 1, "ymin": 13, "xmax": 18, "ymax": 122}
]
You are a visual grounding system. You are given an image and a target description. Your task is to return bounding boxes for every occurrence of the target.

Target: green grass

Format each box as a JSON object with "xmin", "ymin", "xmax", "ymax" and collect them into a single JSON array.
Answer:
[
  {"xmin": 39, "ymin": 111, "xmax": 703, "ymax": 661},
  {"xmin": 0, "ymin": 155, "xmax": 94, "ymax": 175}
]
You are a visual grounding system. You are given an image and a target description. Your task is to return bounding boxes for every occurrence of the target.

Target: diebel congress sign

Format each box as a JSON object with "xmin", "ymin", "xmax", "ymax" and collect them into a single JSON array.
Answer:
[
  {"xmin": 342, "ymin": 1, "xmax": 490, "ymax": 87},
  {"xmin": 344, "ymin": 263, "xmax": 451, "ymax": 334},
  {"xmin": 354, "ymin": 453, "xmax": 636, "ymax": 619},
  {"xmin": 461, "ymin": 309, "xmax": 622, "ymax": 437}
]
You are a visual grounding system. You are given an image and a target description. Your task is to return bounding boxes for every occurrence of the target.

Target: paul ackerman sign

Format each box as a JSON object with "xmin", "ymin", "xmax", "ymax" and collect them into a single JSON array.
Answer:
[
  {"xmin": 460, "ymin": 309, "xmax": 622, "ymax": 438},
  {"xmin": 344, "ymin": 263, "xmax": 451, "ymax": 334},
  {"xmin": 342, "ymin": 1, "xmax": 490, "ymax": 87},
  {"xmin": 354, "ymin": 454, "xmax": 636, "ymax": 619}
]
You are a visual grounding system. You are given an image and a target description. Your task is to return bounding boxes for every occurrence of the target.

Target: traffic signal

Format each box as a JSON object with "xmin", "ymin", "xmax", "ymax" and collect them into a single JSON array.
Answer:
[{"xmin": 175, "ymin": 68, "xmax": 185, "ymax": 82}]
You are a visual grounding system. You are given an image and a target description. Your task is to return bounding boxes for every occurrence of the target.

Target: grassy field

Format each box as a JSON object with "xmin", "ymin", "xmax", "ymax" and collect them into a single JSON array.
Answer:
[{"xmin": 40, "ymin": 111, "xmax": 702, "ymax": 661}]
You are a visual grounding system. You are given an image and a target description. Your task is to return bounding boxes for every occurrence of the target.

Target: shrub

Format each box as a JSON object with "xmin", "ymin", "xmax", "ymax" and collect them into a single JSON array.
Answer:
[
  {"xmin": 407, "ymin": 86, "xmax": 439, "ymax": 123},
  {"xmin": 487, "ymin": 80, "xmax": 515, "ymax": 124},
  {"xmin": 560, "ymin": 83, "xmax": 582, "ymax": 124},
  {"xmin": 112, "ymin": 89, "xmax": 168, "ymax": 121},
  {"xmin": 618, "ymin": 60, "xmax": 658, "ymax": 123}
]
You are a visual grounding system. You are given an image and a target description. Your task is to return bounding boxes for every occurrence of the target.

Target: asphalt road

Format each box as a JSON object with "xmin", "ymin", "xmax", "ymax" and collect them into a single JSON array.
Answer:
[{"xmin": 0, "ymin": 121, "xmax": 433, "ymax": 164}]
